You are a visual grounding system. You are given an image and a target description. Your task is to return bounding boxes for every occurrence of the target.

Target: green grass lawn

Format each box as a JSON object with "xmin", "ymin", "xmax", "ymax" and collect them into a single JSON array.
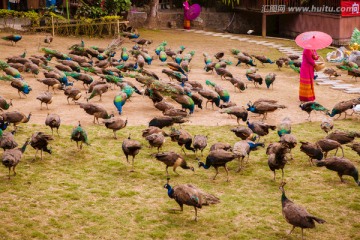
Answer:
[{"xmin": 0, "ymin": 120, "xmax": 360, "ymax": 239}]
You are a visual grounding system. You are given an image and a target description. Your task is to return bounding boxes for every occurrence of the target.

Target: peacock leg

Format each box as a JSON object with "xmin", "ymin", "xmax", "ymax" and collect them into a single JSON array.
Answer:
[
  {"xmin": 273, "ymin": 171, "xmax": 276, "ymax": 181},
  {"xmin": 18, "ymin": 91, "xmax": 22, "ymax": 99},
  {"xmin": 236, "ymin": 157, "xmax": 242, "ymax": 173},
  {"xmin": 338, "ymin": 173, "xmax": 344, "ymax": 183},
  {"xmin": 173, "ymin": 166, "xmax": 180, "ymax": 175},
  {"xmin": 236, "ymin": 118, "xmax": 240, "ymax": 125},
  {"xmin": 288, "ymin": 226, "xmax": 295, "ymax": 235},
  {"xmin": 125, "ymin": 154, "xmax": 129, "ymax": 163},
  {"xmin": 80, "ymin": 142, "xmax": 83, "ymax": 150},
  {"xmin": 13, "ymin": 166, "xmax": 16, "ymax": 176},
  {"xmin": 99, "ymin": 94, "xmax": 102, "ymax": 102},
  {"xmin": 181, "ymin": 146, "xmax": 186, "ymax": 156},
  {"xmin": 130, "ymin": 156, "xmax": 135, "ymax": 172},
  {"xmin": 301, "ymin": 228, "xmax": 304, "ymax": 240},
  {"xmin": 76, "ymin": 141, "xmax": 79, "ymax": 149},
  {"xmin": 194, "ymin": 207, "xmax": 198, "ymax": 221},
  {"xmin": 67, "ymin": 97, "xmax": 70, "ymax": 104},
  {"xmin": 46, "ymin": 103, "xmax": 49, "ymax": 110},
  {"xmin": 340, "ymin": 146, "xmax": 344, "ymax": 157},
  {"xmin": 41, "ymin": 150, "xmax": 43, "ymax": 161},
  {"xmin": 224, "ymin": 165, "xmax": 230, "ymax": 182},
  {"xmin": 56, "ymin": 128, "xmax": 59, "ymax": 136},
  {"xmin": 34, "ymin": 149, "xmax": 38, "ymax": 161},
  {"xmin": 205, "ymin": 100, "xmax": 209, "ymax": 109},
  {"xmin": 213, "ymin": 167, "xmax": 219, "ymax": 180},
  {"xmin": 309, "ymin": 157, "xmax": 313, "ymax": 166},
  {"xmin": 51, "ymin": 128, "xmax": 54, "ymax": 136},
  {"xmin": 113, "ymin": 130, "xmax": 117, "ymax": 139},
  {"xmin": 93, "ymin": 116, "xmax": 96, "ymax": 124},
  {"xmin": 336, "ymin": 113, "xmax": 341, "ymax": 120},
  {"xmin": 166, "ymin": 166, "xmax": 169, "ymax": 176}
]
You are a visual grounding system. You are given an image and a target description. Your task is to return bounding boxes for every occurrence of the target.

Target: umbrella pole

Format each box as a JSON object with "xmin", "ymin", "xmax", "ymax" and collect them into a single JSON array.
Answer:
[{"xmin": 66, "ymin": 0, "xmax": 70, "ymax": 20}]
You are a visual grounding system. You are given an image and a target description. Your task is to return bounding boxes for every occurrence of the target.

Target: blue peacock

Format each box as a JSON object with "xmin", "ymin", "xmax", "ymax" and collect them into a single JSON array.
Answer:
[{"xmin": 205, "ymin": 80, "xmax": 230, "ymax": 103}]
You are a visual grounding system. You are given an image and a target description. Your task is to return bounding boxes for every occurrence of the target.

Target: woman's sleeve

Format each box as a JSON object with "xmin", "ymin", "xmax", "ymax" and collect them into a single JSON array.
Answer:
[{"xmin": 303, "ymin": 49, "xmax": 315, "ymax": 67}]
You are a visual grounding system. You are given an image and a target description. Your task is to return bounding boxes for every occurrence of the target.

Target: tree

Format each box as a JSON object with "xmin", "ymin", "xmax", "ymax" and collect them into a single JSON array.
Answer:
[{"xmin": 146, "ymin": 0, "xmax": 159, "ymax": 29}]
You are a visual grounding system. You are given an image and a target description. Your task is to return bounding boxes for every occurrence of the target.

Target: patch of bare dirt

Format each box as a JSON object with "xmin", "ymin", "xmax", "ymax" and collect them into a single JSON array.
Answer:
[{"xmin": 0, "ymin": 30, "xmax": 358, "ymax": 128}]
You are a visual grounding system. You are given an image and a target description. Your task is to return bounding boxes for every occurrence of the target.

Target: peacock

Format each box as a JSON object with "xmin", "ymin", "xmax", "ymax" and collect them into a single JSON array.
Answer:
[
  {"xmin": 121, "ymin": 47, "xmax": 129, "ymax": 62},
  {"xmin": 220, "ymin": 106, "xmax": 248, "ymax": 125},
  {"xmin": 86, "ymin": 84, "xmax": 109, "ymax": 102},
  {"xmin": 173, "ymin": 54, "xmax": 182, "ymax": 64},
  {"xmin": 155, "ymin": 41, "xmax": 167, "ymax": 55},
  {"xmin": 247, "ymin": 99, "xmax": 286, "ymax": 120},
  {"xmin": 41, "ymin": 48, "xmax": 71, "ymax": 60},
  {"xmin": 2, "ymin": 35, "xmax": 22, "ymax": 45},
  {"xmin": 169, "ymin": 128, "xmax": 195, "ymax": 155},
  {"xmin": 279, "ymin": 182, "xmax": 326, "ymax": 239},
  {"xmin": 65, "ymin": 72, "xmax": 93, "ymax": 89},
  {"xmin": 205, "ymin": 80, "xmax": 230, "ymax": 103},
  {"xmin": 300, "ymin": 141, "xmax": 323, "ymax": 165},
  {"xmin": 247, "ymin": 120, "xmax": 276, "ymax": 141},
  {"xmin": 45, "ymin": 113, "xmax": 61, "ymax": 136},
  {"xmin": 8, "ymin": 78, "xmax": 32, "ymax": 98},
  {"xmin": 299, "ymin": 101, "xmax": 328, "ymax": 121},
  {"xmin": 199, "ymin": 149, "xmax": 236, "ymax": 182},
  {"xmin": 42, "ymin": 65, "xmax": 72, "ymax": 86},
  {"xmin": 203, "ymin": 53, "xmax": 212, "ymax": 65},
  {"xmin": 163, "ymin": 178, "xmax": 220, "ymax": 221},
  {"xmin": 320, "ymin": 117, "xmax": 333, "ymax": 135},
  {"xmin": 159, "ymin": 50, "xmax": 167, "ymax": 62},
  {"xmin": 267, "ymin": 142, "xmax": 289, "ymax": 181},
  {"xmin": 122, "ymin": 134, "xmax": 142, "ymax": 171},
  {"xmin": 198, "ymin": 89, "xmax": 220, "ymax": 109},
  {"xmin": 235, "ymin": 54, "xmax": 256, "ymax": 67},
  {"xmin": 316, "ymin": 157, "xmax": 360, "ymax": 186},
  {"xmin": 253, "ymin": 55, "xmax": 274, "ymax": 66},
  {"xmin": 171, "ymin": 94, "xmax": 195, "ymax": 114},
  {"xmin": 327, "ymin": 98, "xmax": 360, "ymax": 119},
  {"xmin": 0, "ymin": 96, "xmax": 12, "ymax": 111},
  {"xmin": 71, "ymin": 121, "xmax": 90, "ymax": 150},
  {"xmin": 228, "ymin": 77, "xmax": 246, "ymax": 92},
  {"xmin": 0, "ymin": 61, "xmax": 21, "ymax": 78},
  {"xmin": 265, "ymin": 73, "xmax": 276, "ymax": 89},
  {"xmin": 30, "ymin": 132, "xmax": 54, "ymax": 161},
  {"xmin": 233, "ymin": 140, "xmax": 265, "ymax": 172},
  {"xmin": 113, "ymin": 92, "xmax": 128, "ymax": 115},
  {"xmin": 277, "ymin": 117, "xmax": 292, "ymax": 137},
  {"xmin": 2, "ymin": 138, "xmax": 30, "ymax": 179},
  {"xmin": 97, "ymin": 38, "xmax": 124, "ymax": 60},
  {"xmin": 155, "ymin": 152, "xmax": 193, "ymax": 176}
]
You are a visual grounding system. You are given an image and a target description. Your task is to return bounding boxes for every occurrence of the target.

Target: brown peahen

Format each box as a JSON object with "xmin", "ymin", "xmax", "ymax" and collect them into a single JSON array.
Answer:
[
  {"xmin": 247, "ymin": 99, "xmax": 286, "ymax": 120},
  {"xmin": 0, "ymin": 131, "xmax": 18, "ymax": 150},
  {"xmin": 348, "ymin": 142, "xmax": 360, "ymax": 156},
  {"xmin": 2, "ymin": 138, "xmax": 30, "ymax": 179},
  {"xmin": 300, "ymin": 141, "xmax": 323, "ymax": 165},
  {"xmin": 63, "ymin": 86, "xmax": 82, "ymax": 104},
  {"xmin": 316, "ymin": 139, "xmax": 344, "ymax": 158},
  {"xmin": 149, "ymin": 116, "xmax": 188, "ymax": 129},
  {"xmin": 327, "ymin": 98, "xmax": 360, "ymax": 119},
  {"xmin": 146, "ymin": 133, "xmax": 166, "ymax": 152},
  {"xmin": 122, "ymin": 134, "xmax": 142, "ymax": 171},
  {"xmin": 267, "ymin": 142, "xmax": 289, "ymax": 181},
  {"xmin": 199, "ymin": 149, "xmax": 236, "ymax": 181},
  {"xmin": 45, "ymin": 113, "xmax": 61, "ymax": 136},
  {"xmin": 220, "ymin": 106, "xmax": 248, "ymax": 124},
  {"xmin": 193, "ymin": 135, "xmax": 207, "ymax": 158},
  {"xmin": 79, "ymin": 102, "xmax": 113, "ymax": 124},
  {"xmin": 279, "ymin": 134, "xmax": 297, "ymax": 160},
  {"xmin": 233, "ymin": 140, "xmax": 264, "ymax": 172},
  {"xmin": 231, "ymin": 126, "xmax": 256, "ymax": 141},
  {"xmin": 279, "ymin": 182, "xmax": 326, "ymax": 239},
  {"xmin": 0, "ymin": 96, "xmax": 12, "ymax": 111},
  {"xmin": 36, "ymin": 92, "xmax": 53, "ymax": 110},
  {"xmin": 142, "ymin": 126, "xmax": 167, "ymax": 138},
  {"xmin": 0, "ymin": 111, "xmax": 31, "ymax": 131},
  {"xmin": 169, "ymin": 128, "xmax": 195, "ymax": 155},
  {"xmin": 210, "ymin": 142, "xmax": 232, "ymax": 152},
  {"xmin": 246, "ymin": 120, "xmax": 276, "ymax": 141},
  {"xmin": 316, "ymin": 157, "xmax": 360, "ymax": 186},
  {"xmin": 326, "ymin": 130, "xmax": 360, "ymax": 144},
  {"xmin": 30, "ymin": 132, "xmax": 54, "ymax": 161},
  {"xmin": 37, "ymin": 78, "xmax": 62, "ymax": 93},
  {"xmin": 155, "ymin": 152, "xmax": 193, "ymax": 176},
  {"xmin": 103, "ymin": 117, "xmax": 127, "ymax": 139},
  {"xmin": 320, "ymin": 118, "xmax": 333, "ymax": 135},
  {"xmin": 163, "ymin": 178, "xmax": 220, "ymax": 221}
]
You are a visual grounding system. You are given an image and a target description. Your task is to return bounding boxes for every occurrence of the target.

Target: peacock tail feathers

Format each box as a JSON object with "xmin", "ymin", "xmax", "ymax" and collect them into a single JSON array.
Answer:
[
  {"xmin": 189, "ymin": 50, "xmax": 195, "ymax": 57},
  {"xmin": 0, "ymin": 75, "xmax": 15, "ymax": 81},
  {"xmin": 65, "ymin": 72, "xmax": 80, "ymax": 78},
  {"xmin": 277, "ymin": 129, "xmax": 290, "ymax": 137},
  {"xmin": 122, "ymin": 85, "xmax": 135, "ymax": 98},
  {"xmin": 224, "ymin": 60, "xmax": 233, "ymax": 65},
  {"xmin": 82, "ymin": 67, "xmax": 96, "ymax": 73},
  {"xmin": 311, "ymin": 102, "xmax": 328, "ymax": 112},
  {"xmin": 72, "ymin": 126, "xmax": 89, "ymax": 144},
  {"xmin": 231, "ymin": 48, "xmax": 241, "ymax": 55},
  {"xmin": 205, "ymin": 80, "xmax": 216, "ymax": 87},
  {"xmin": 0, "ymin": 60, "xmax": 9, "ymax": 70},
  {"xmin": 290, "ymin": 64, "xmax": 300, "ymax": 73}
]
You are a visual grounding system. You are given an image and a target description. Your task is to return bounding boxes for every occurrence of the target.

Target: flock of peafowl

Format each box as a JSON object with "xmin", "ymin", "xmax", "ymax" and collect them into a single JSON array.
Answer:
[{"xmin": 1, "ymin": 30, "xmax": 360, "ymax": 239}]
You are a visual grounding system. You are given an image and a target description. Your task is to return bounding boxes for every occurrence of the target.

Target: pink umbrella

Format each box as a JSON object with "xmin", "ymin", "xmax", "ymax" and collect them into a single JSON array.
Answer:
[
  {"xmin": 295, "ymin": 31, "xmax": 332, "ymax": 50},
  {"xmin": 186, "ymin": 4, "xmax": 201, "ymax": 21}
]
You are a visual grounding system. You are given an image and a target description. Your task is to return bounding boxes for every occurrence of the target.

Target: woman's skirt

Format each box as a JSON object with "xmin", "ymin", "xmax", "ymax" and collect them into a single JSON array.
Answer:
[
  {"xmin": 184, "ymin": 19, "xmax": 190, "ymax": 30},
  {"xmin": 299, "ymin": 77, "xmax": 315, "ymax": 102}
]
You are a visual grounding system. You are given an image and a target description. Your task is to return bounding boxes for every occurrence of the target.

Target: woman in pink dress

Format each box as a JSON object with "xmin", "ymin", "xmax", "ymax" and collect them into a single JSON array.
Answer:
[
  {"xmin": 183, "ymin": 0, "xmax": 190, "ymax": 29},
  {"xmin": 299, "ymin": 49, "xmax": 319, "ymax": 102}
]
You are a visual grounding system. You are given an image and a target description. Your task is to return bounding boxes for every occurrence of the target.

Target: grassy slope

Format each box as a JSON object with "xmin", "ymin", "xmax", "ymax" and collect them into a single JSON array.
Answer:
[{"xmin": 0, "ymin": 120, "xmax": 360, "ymax": 240}]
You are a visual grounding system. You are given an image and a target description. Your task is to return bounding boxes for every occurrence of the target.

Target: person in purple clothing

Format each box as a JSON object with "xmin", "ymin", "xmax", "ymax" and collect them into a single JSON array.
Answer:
[{"xmin": 183, "ymin": 0, "xmax": 190, "ymax": 29}]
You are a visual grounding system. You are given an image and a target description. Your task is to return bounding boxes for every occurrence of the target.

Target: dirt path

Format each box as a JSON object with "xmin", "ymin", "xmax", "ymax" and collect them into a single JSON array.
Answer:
[{"xmin": 0, "ymin": 30, "xmax": 358, "ymax": 127}]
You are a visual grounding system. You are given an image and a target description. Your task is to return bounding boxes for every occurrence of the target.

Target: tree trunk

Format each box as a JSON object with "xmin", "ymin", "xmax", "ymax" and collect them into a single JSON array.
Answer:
[{"xmin": 146, "ymin": 0, "xmax": 159, "ymax": 29}]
